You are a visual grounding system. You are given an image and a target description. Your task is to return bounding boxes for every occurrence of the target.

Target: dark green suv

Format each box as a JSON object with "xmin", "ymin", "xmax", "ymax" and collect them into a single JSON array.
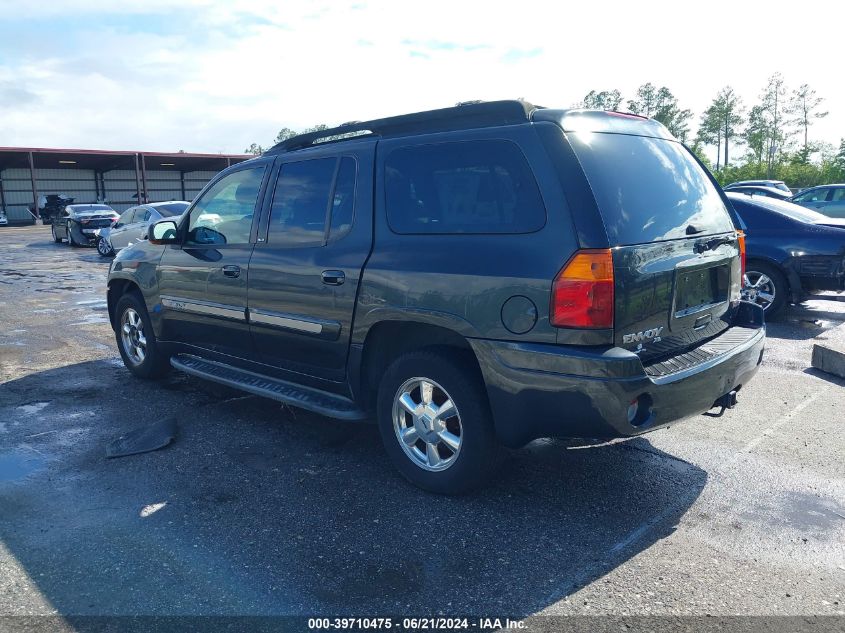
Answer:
[{"xmin": 107, "ymin": 101, "xmax": 765, "ymax": 494}]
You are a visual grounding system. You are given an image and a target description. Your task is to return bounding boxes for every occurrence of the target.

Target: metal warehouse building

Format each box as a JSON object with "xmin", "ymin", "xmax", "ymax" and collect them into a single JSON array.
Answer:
[{"xmin": 0, "ymin": 147, "xmax": 251, "ymax": 224}]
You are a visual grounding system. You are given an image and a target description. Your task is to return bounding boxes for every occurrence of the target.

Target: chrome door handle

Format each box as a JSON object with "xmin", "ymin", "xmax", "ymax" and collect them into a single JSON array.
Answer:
[
  {"xmin": 321, "ymin": 270, "xmax": 345, "ymax": 285},
  {"xmin": 222, "ymin": 265, "xmax": 241, "ymax": 278}
]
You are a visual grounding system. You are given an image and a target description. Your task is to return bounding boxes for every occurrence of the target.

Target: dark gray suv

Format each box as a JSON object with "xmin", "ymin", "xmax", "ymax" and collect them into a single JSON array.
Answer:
[{"xmin": 106, "ymin": 101, "xmax": 765, "ymax": 493}]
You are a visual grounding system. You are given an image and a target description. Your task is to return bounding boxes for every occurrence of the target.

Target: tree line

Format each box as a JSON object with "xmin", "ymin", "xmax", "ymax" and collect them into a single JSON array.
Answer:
[
  {"xmin": 247, "ymin": 76, "xmax": 843, "ymax": 188},
  {"xmin": 580, "ymin": 76, "xmax": 843, "ymax": 188}
]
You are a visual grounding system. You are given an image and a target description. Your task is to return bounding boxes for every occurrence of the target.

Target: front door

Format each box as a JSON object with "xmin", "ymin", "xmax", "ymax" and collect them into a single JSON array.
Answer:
[
  {"xmin": 823, "ymin": 187, "xmax": 845, "ymax": 218},
  {"xmin": 157, "ymin": 160, "xmax": 271, "ymax": 361},
  {"xmin": 248, "ymin": 145, "xmax": 375, "ymax": 383}
]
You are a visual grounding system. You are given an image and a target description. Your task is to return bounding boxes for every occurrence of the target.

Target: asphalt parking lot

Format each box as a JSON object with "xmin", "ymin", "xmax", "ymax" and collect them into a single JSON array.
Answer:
[{"xmin": 0, "ymin": 224, "xmax": 843, "ymax": 618}]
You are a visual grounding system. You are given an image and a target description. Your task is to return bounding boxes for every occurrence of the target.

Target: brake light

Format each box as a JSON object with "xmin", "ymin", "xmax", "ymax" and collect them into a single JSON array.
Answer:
[
  {"xmin": 550, "ymin": 249, "xmax": 614, "ymax": 329},
  {"xmin": 736, "ymin": 230, "xmax": 746, "ymax": 281}
]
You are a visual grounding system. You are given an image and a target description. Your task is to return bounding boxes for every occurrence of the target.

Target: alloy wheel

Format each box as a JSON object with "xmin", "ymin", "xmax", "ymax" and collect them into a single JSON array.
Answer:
[
  {"xmin": 742, "ymin": 271, "xmax": 776, "ymax": 311},
  {"xmin": 120, "ymin": 307, "xmax": 147, "ymax": 365},
  {"xmin": 392, "ymin": 377, "xmax": 462, "ymax": 471}
]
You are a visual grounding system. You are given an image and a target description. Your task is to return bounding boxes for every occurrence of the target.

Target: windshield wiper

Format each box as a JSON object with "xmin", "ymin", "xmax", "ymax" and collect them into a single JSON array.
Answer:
[{"xmin": 694, "ymin": 235, "xmax": 734, "ymax": 254}]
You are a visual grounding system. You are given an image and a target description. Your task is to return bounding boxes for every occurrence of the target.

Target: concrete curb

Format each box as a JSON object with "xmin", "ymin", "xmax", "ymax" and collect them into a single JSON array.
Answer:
[{"xmin": 811, "ymin": 320, "xmax": 845, "ymax": 379}]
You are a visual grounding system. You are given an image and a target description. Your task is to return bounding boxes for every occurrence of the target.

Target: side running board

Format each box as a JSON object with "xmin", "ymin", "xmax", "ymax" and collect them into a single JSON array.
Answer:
[{"xmin": 170, "ymin": 354, "xmax": 368, "ymax": 421}]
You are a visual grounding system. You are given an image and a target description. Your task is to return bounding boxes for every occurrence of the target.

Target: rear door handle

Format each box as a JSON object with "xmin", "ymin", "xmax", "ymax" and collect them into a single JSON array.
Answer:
[
  {"xmin": 321, "ymin": 270, "xmax": 345, "ymax": 285},
  {"xmin": 222, "ymin": 265, "xmax": 241, "ymax": 278}
]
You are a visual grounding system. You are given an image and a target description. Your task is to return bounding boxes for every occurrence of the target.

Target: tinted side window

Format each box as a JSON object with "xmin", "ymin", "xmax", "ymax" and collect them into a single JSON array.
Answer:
[
  {"xmin": 796, "ymin": 188, "xmax": 829, "ymax": 203},
  {"xmin": 117, "ymin": 208, "xmax": 136, "ymax": 226},
  {"xmin": 329, "ymin": 157, "xmax": 356, "ymax": 240},
  {"xmin": 187, "ymin": 166, "xmax": 265, "ymax": 246},
  {"xmin": 832, "ymin": 188, "xmax": 845, "ymax": 202},
  {"xmin": 385, "ymin": 140, "xmax": 546, "ymax": 234},
  {"xmin": 137, "ymin": 207, "xmax": 152, "ymax": 222},
  {"xmin": 268, "ymin": 158, "xmax": 336, "ymax": 246}
]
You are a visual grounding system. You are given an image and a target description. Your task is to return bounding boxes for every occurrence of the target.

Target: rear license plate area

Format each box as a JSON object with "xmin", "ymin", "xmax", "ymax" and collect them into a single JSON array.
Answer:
[{"xmin": 674, "ymin": 265, "xmax": 729, "ymax": 317}]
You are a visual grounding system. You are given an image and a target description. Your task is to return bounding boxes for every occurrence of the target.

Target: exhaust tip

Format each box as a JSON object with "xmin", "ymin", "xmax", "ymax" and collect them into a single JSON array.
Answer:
[{"xmin": 627, "ymin": 393, "xmax": 654, "ymax": 427}]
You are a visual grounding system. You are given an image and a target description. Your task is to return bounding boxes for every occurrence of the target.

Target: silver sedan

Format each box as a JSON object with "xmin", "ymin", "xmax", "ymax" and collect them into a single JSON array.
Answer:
[{"xmin": 97, "ymin": 201, "xmax": 189, "ymax": 257}]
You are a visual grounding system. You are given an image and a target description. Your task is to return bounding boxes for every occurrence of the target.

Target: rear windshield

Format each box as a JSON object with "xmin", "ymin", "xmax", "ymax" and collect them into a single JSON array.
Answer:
[
  {"xmin": 155, "ymin": 202, "xmax": 190, "ymax": 217},
  {"xmin": 72, "ymin": 205, "xmax": 113, "ymax": 213},
  {"xmin": 568, "ymin": 132, "xmax": 734, "ymax": 246}
]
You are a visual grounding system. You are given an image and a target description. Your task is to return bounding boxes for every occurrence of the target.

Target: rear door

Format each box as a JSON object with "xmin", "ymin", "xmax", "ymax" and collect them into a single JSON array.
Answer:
[
  {"xmin": 123, "ymin": 206, "xmax": 153, "ymax": 247},
  {"xmin": 566, "ymin": 131, "xmax": 740, "ymax": 361},
  {"xmin": 109, "ymin": 207, "xmax": 138, "ymax": 250},
  {"xmin": 248, "ymin": 142, "xmax": 375, "ymax": 382}
]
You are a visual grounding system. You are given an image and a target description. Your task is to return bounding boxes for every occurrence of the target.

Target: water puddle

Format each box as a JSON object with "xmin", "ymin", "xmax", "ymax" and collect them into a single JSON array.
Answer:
[
  {"xmin": 0, "ymin": 450, "xmax": 46, "ymax": 483},
  {"xmin": 16, "ymin": 401, "xmax": 50, "ymax": 415},
  {"xmin": 70, "ymin": 314, "xmax": 110, "ymax": 325}
]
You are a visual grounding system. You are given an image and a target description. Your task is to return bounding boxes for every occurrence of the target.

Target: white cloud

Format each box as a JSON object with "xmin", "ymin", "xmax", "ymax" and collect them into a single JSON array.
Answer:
[{"xmin": 0, "ymin": 0, "xmax": 842, "ymax": 156}]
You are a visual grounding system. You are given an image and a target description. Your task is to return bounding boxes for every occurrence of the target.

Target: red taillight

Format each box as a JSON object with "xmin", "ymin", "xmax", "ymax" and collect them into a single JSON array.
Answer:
[
  {"xmin": 736, "ymin": 230, "xmax": 746, "ymax": 281},
  {"xmin": 550, "ymin": 249, "xmax": 614, "ymax": 329}
]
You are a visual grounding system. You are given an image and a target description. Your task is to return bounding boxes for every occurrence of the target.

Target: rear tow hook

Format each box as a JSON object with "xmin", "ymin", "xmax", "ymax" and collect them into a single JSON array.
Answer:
[{"xmin": 709, "ymin": 390, "xmax": 739, "ymax": 416}]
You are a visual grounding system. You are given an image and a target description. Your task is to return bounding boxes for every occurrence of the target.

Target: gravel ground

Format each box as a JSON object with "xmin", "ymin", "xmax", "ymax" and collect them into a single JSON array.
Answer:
[{"xmin": 0, "ymin": 225, "xmax": 843, "ymax": 619}]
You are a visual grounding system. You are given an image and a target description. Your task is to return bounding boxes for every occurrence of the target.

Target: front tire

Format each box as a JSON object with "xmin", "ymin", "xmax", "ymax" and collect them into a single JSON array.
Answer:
[
  {"xmin": 376, "ymin": 350, "xmax": 501, "ymax": 494},
  {"xmin": 743, "ymin": 262, "xmax": 787, "ymax": 317},
  {"xmin": 114, "ymin": 292, "xmax": 170, "ymax": 379}
]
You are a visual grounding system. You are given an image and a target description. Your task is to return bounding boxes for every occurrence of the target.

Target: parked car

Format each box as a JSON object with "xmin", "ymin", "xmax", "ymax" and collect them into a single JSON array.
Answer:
[
  {"xmin": 725, "ymin": 179, "xmax": 791, "ymax": 194},
  {"xmin": 722, "ymin": 185, "xmax": 792, "ymax": 200},
  {"xmin": 788, "ymin": 184, "xmax": 845, "ymax": 218},
  {"xmin": 38, "ymin": 194, "xmax": 75, "ymax": 225},
  {"xmin": 51, "ymin": 204, "xmax": 119, "ymax": 246},
  {"xmin": 106, "ymin": 101, "xmax": 765, "ymax": 493},
  {"xmin": 726, "ymin": 192, "xmax": 845, "ymax": 316},
  {"xmin": 97, "ymin": 201, "xmax": 190, "ymax": 257},
  {"xmin": 0, "ymin": 213, "xmax": 7, "ymax": 226}
]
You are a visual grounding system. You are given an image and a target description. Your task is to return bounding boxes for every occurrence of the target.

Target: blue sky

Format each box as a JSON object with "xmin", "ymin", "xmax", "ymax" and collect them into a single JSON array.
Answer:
[{"xmin": 0, "ymin": 0, "xmax": 841, "ymax": 162}]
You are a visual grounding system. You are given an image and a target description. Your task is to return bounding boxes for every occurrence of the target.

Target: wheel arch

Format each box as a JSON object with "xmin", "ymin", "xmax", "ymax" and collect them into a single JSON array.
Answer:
[
  {"xmin": 745, "ymin": 256, "xmax": 801, "ymax": 303},
  {"xmin": 354, "ymin": 319, "xmax": 487, "ymax": 414},
  {"xmin": 107, "ymin": 278, "xmax": 143, "ymax": 331}
]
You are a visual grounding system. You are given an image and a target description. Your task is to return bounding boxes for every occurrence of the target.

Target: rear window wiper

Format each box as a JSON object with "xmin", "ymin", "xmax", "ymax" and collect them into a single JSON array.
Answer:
[{"xmin": 694, "ymin": 235, "xmax": 734, "ymax": 254}]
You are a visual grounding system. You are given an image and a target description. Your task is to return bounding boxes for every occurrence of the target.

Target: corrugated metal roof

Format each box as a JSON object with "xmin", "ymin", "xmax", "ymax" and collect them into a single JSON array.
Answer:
[{"xmin": 0, "ymin": 147, "xmax": 251, "ymax": 171}]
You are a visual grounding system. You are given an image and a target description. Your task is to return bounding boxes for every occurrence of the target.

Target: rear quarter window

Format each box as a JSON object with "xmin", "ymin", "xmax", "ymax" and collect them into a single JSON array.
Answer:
[
  {"xmin": 385, "ymin": 139, "xmax": 546, "ymax": 234},
  {"xmin": 568, "ymin": 132, "xmax": 734, "ymax": 245}
]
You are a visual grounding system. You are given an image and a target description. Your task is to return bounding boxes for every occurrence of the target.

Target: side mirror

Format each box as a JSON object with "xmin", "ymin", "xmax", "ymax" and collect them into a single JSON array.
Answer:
[{"xmin": 149, "ymin": 219, "xmax": 179, "ymax": 245}]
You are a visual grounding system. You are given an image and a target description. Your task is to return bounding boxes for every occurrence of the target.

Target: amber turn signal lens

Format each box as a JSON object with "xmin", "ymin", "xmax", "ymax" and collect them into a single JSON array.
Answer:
[{"xmin": 550, "ymin": 249, "xmax": 614, "ymax": 329}]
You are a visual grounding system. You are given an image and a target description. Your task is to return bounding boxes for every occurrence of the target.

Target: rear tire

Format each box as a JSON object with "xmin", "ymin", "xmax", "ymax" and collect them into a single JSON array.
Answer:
[
  {"xmin": 97, "ymin": 236, "xmax": 114, "ymax": 257},
  {"xmin": 114, "ymin": 292, "xmax": 170, "ymax": 379},
  {"xmin": 67, "ymin": 222, "xmax": 79, "ymax": 247},
  {"xmin": 376, "ymin": 350, "xmax": 501, "ymax": 494},
  {"xmin": 743, "ymin": 262, "xmax": 788, "ymax": 317}
]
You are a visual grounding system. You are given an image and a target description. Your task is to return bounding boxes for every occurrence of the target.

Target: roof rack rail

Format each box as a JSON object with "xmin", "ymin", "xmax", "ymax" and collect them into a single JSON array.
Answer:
[{"xmin": 268, "ymin": 100, "xmax": 539, "ymax": 154}]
